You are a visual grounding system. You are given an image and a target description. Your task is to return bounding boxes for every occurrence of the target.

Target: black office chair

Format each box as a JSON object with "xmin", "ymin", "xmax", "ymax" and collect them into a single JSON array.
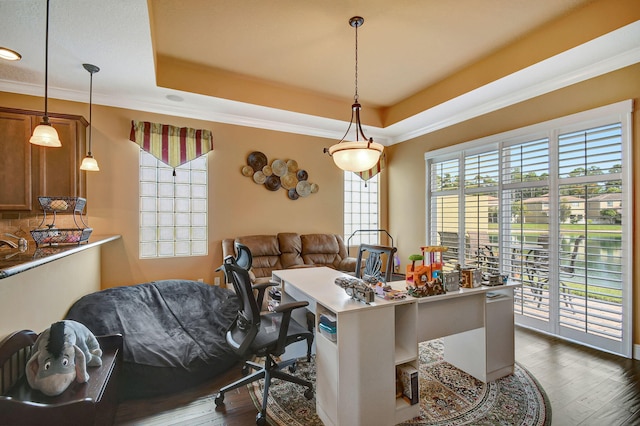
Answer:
[
  {"xmin": 214, "ymin": 256, "xmax": 314, "ymax": 425},
  {"xmin": 234, "ymin": 242, "xmax": 253, "ymax": 270},
  {"xmin": 355, "ymin": 243, "xmax": 398, "ymax": 283}
]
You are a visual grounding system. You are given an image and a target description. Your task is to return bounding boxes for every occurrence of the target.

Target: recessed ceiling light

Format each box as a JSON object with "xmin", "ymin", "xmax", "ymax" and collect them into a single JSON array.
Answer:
[
  {"xmin": 166, "ymin": 94, "xmax": 184, "ymax": 102},
  {"xmin": 0, "ymin": 47, "xmax": 22, "ymax": 61}
]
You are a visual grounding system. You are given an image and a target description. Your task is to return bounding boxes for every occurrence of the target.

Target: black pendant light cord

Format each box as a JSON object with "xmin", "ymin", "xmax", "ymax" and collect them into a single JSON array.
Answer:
[
  {"xmin": 351, "ymin": 17, "xmax": 371, "ymax": 145},
  {"xmin": 335, "ymin": 16, "xmax": 369, "ymax": 145},
  {"xmin": 43, "ymin": 0, "xmax": 50, "ymax": 124},
  {"xmin": 353, "ymin": 18, "xmax": 359, "ymax": 105},
  {"xmin": 88, "ymin": 69, "xmax": 93, "ymax": 155}
]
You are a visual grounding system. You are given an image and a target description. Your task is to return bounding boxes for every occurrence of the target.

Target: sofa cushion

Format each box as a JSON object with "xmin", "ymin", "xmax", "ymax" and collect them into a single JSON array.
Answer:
[
  {"xmin": 278, "ymin": 232, "xmax": 305, "ymax": 269},
  {"xmin": 301, "ymin": 234, "xmax": 344, "ymax": 269},
  {"xmin": 236, "ymin": 235, "xmax": 282, "ymax": 279}
]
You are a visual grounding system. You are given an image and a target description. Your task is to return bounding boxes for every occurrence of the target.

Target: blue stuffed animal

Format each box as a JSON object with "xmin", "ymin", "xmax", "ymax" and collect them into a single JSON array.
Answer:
[{"xmin": 26, "ymin": 320, "xmax": 102, "ymax": 396}]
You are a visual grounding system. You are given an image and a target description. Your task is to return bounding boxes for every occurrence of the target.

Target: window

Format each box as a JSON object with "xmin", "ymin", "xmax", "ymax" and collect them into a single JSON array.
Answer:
[
  {"xmin": 139, "ymin": 150, "xmax": 208, "ymax": 258},
  {"xmin": 426, "ymin": 101, "xmax": 632, "ymax": 357},
  {"xmin": 344, "ymin": 171, "xmax": 379, "ymax": 246}
]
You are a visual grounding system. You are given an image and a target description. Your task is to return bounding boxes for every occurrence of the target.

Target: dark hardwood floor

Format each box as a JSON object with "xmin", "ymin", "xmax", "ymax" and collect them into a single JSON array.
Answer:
[
  {"xmin": 115, "ymin": 326, "xmax": 640, "ymax": 425},
  {"xmin": 515, "ymin": 327, "xmax": 640, "ymax": 426}
]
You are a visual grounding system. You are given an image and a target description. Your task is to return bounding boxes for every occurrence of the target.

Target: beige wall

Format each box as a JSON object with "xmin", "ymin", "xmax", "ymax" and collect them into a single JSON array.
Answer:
[
  {"xmin": 0, "ymin": 247, "xmax": 101, "ymax": 337},
  {"xmin": 0, "ymin": 91, "xmax": 347, "ymax": 289},
  {"xmin": 388, "ymin": 62, "xmax": 640, "ymax": 343}
]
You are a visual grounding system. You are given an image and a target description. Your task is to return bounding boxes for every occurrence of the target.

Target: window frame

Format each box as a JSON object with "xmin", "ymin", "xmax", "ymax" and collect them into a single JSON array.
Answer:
[
  {"xmin": 343, "ymin": 171, "xmax": 380, "ymax": 247},
  {"xmin": 425, "ymin": 100, "xmax": 633, "ymax": 357},
  {"xmin": 138, "ymin": 150, "xmax": 208, "ymax": 259}
]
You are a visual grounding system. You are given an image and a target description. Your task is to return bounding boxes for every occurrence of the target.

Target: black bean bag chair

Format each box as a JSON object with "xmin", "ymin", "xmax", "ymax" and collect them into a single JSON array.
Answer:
[{"xmin": 65, "ymin": 279, "xmax": 240, "ymax": 399}]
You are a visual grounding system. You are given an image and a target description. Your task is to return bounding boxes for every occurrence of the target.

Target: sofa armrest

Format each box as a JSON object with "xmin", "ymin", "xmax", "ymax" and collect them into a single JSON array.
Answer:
[{"xmin": 338, "ymin": 257, "xmax": 357, "ymax": 273}]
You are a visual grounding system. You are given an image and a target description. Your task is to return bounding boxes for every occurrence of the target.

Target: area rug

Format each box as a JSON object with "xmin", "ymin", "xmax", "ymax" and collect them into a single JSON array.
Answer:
[{"xmin": 248, "ymin": 339, "xmax": 551, "ymax": 426}]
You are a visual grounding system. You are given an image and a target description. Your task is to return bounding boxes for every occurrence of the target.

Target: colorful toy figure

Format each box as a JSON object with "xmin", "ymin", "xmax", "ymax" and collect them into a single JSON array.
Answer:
[
  {"xmin": 404, "ymin": 246, "xmax": 448, "ymax": 297},
  {"xmin": 405, "ymin": 254, "xmax": 424, "ymax": 283}
]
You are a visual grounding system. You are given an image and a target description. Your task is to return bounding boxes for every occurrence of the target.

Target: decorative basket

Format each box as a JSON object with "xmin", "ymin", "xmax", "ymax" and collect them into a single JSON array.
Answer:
[
  {"xmin": 31, "ymin": 196, "xmax": 92, "ymax": 247},
  {"xmin": 31, "ymin": 228, "xmax": 93, "ymax": 247},
  {"xmin": 38, "ymin": 196, "xmax": 87, "ymax": 214}
]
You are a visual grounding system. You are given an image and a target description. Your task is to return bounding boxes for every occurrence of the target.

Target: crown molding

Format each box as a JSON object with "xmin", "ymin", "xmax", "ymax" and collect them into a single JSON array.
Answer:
[{"xmin": 1, "ymin": 21, "xmax": 638, "ymax": 147}]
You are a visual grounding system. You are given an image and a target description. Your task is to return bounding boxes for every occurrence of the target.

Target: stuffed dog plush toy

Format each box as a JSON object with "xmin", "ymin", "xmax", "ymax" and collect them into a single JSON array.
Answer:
[{"xmin": 26, "ymin": 320, "xmax": 102, "ymax": 396}]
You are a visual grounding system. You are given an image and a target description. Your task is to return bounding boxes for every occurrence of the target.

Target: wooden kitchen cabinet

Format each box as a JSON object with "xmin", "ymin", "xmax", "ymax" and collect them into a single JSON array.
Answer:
[
  {"xmin": 0, "ymin": 110, "xmax": 33, "ymax": 210},
  {"xmin": 0, "ymin": 107, "xmax": 87, "ymax": 212}
]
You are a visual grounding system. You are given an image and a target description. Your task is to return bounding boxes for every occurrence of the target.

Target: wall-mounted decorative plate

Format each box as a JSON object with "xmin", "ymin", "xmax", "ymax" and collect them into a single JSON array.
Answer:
[
  {"xmin": 288, "ymin": 189, "xmax": 299, "ymax": 200},
  {"xmin": 296, "ymin": 181, "xmax": 311, "ymax": 197},
  {"xmin": 241, "ymin": 152, "xmax": 318, "ymax": 200},
  {"xmin": 272, "ymin": 159, "xmax": 288, "ymax": 177},
  {"xmin": 296, "ymin": 169, "xmax": 308, "ymax": 181},
  {"xmin": 247, "ymin": 151, "xmax": 267, "ymax": 171},
  {"xmin": 281, "ymin": 172, "xmax": 297, "ymax": 190},
  {"xmin": 265, "ymin": 175, "xmax": 281, "ymax": 191},
  {"xmin": 253, "ymin": 171, "xmax": 266, "ymax": 184}
]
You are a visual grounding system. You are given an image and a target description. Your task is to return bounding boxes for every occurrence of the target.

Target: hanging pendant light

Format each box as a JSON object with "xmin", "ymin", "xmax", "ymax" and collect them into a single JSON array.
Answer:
[
  {"xmin": 30, "ymin": 0, "xmax": 61, "ymax": 147},
  {"xmin": 324, "ymin": 16, "xmax": 383, "ymax": 173},
  {"xmin": 0, "ymin": 47, "xmax": 22, "ymax": 61},
  {"xmin": 80, "ymin": 63, "xmax": 100, "ymax": 171}
]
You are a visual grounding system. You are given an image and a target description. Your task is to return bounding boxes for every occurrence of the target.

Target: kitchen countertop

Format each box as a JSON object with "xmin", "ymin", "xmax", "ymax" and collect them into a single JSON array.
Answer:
[{"xmin": 0, "ymin": 235, "xmax": 121, "ymax": 279}]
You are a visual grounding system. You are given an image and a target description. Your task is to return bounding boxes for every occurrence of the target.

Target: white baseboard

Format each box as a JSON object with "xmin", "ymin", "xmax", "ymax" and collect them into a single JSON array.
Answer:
[{"xmin": 634, "ymin": 343, "xmax": 640, "ymax": 360}]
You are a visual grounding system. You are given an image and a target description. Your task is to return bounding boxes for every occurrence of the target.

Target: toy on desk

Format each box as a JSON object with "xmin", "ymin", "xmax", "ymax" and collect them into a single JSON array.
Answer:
[
  {"xmin": 26, "ymin": 320, "xmax": 103, "ymax": 396},
  {"xmin": 459, "ymin": 266, "xmax": 483, "ymax": 288},
  {"xmin": 406, "ymin": 272, "xmax": 445, "ymax": 297},
  {"xmin": 406, "ymin": 246, "xmax": 447, "ymax": 282},
  {"xmin": 405, "ymin": 254, "xmax": 423, "ymax": 283},
  {"xmin": 419, "ymin": 245, "xmax": 447, "ymax": 279},
  {"xmin": 443, "ymin": 270, "xmax": 460, "ymax": 292},
  {"xmin": 374, "ymin": 282, "xmax": 407, "ymax": 300},
  {"xmin": 334, "ymin": 276, "xmax": 375, "ymax": 304}
]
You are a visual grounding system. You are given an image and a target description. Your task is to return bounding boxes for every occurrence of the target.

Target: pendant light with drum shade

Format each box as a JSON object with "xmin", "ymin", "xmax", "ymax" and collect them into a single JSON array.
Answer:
[
  {"xmin": 80, "ymin": 63, "xmax": 100, "ymax": 171},
  {"xmin": 30, "ymin": 0, "xmax": 61, "ymax": 147},
  {"xmin": 323, "ymin": 16, "xmax": 383, "ymax": 173}
]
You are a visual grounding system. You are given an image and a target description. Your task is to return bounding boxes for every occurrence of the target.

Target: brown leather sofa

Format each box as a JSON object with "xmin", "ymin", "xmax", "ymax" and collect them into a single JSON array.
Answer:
[{"xmin": 221, "ymin": 233, "xmax": 357, "ymax": 284}]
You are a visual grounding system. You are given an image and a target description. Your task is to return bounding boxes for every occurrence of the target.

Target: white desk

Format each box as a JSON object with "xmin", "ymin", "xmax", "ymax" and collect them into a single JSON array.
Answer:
[{"xmin": 272, "ymin": 267, "xmax": 518, "ymax": 426}]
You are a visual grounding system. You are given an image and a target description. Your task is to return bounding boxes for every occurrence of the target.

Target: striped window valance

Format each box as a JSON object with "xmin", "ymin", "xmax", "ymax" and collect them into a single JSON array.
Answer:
[
  {"xmin": 355, "ymin": 151, "xmax": 386, "ymax": 182},
  {"xmin": 129, "ymin": 120, "xmax": 213, "ymax": 168}
]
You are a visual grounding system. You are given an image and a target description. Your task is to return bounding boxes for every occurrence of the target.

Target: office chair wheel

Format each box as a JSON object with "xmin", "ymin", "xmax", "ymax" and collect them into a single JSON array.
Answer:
[
  {"xmin": 304, "ymin": 388, "xmax": 314, "ymax": 400},
  {"xmin": 214, "ymin": 392, "xmax": 224, "ymax": 406},
  {"xmin": 288, "ymin": 362, "xmax": 297, "ymax": 373},
  {"xmin": 256, "ymin": 411, "xmax": 267, "ymax": 425}
]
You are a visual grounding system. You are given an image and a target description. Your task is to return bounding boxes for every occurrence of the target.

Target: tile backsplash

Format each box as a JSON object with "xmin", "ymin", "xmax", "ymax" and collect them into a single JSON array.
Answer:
[{"xmin": 0, "ymin": 212, "xmax": 82, "ymax": 241}]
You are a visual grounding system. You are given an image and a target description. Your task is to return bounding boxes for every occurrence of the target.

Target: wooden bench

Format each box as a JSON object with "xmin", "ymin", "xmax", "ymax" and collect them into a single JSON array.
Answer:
[{"xmin": 0, "ymin": 330, "xmax": 122, "ymax": 426}]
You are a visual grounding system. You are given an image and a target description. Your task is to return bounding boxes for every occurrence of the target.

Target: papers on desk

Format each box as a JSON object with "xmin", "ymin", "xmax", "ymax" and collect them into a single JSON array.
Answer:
[
  {"xmin": 319, "ymin": 313, "xmax": 337, "ymax": 342},
  {"xmin": 319, "ymin": 313, "xmax": 336, "ymax": 328},
  {"xmin": 374, "ymin": 283, "xmax": 407, "ymax": 300}
]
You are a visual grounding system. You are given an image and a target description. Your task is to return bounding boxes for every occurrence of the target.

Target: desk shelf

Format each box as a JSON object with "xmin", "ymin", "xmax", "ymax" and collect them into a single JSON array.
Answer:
[{"xmin": 394, "ymin": 302, "xmax": 418, "ymax": 365}]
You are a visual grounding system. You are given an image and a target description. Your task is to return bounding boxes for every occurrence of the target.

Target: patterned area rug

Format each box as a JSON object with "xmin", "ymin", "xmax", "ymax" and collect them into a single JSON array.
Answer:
[{"xmin": 248, "ymin": 340, "xmax": 551, "ymax": 426}]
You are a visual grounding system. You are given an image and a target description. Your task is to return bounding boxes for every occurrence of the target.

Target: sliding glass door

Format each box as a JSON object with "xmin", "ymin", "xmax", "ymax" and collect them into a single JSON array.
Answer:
[{"xmin": 426, "ymin": 102, "xmax": 632, "ymax": 357}]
